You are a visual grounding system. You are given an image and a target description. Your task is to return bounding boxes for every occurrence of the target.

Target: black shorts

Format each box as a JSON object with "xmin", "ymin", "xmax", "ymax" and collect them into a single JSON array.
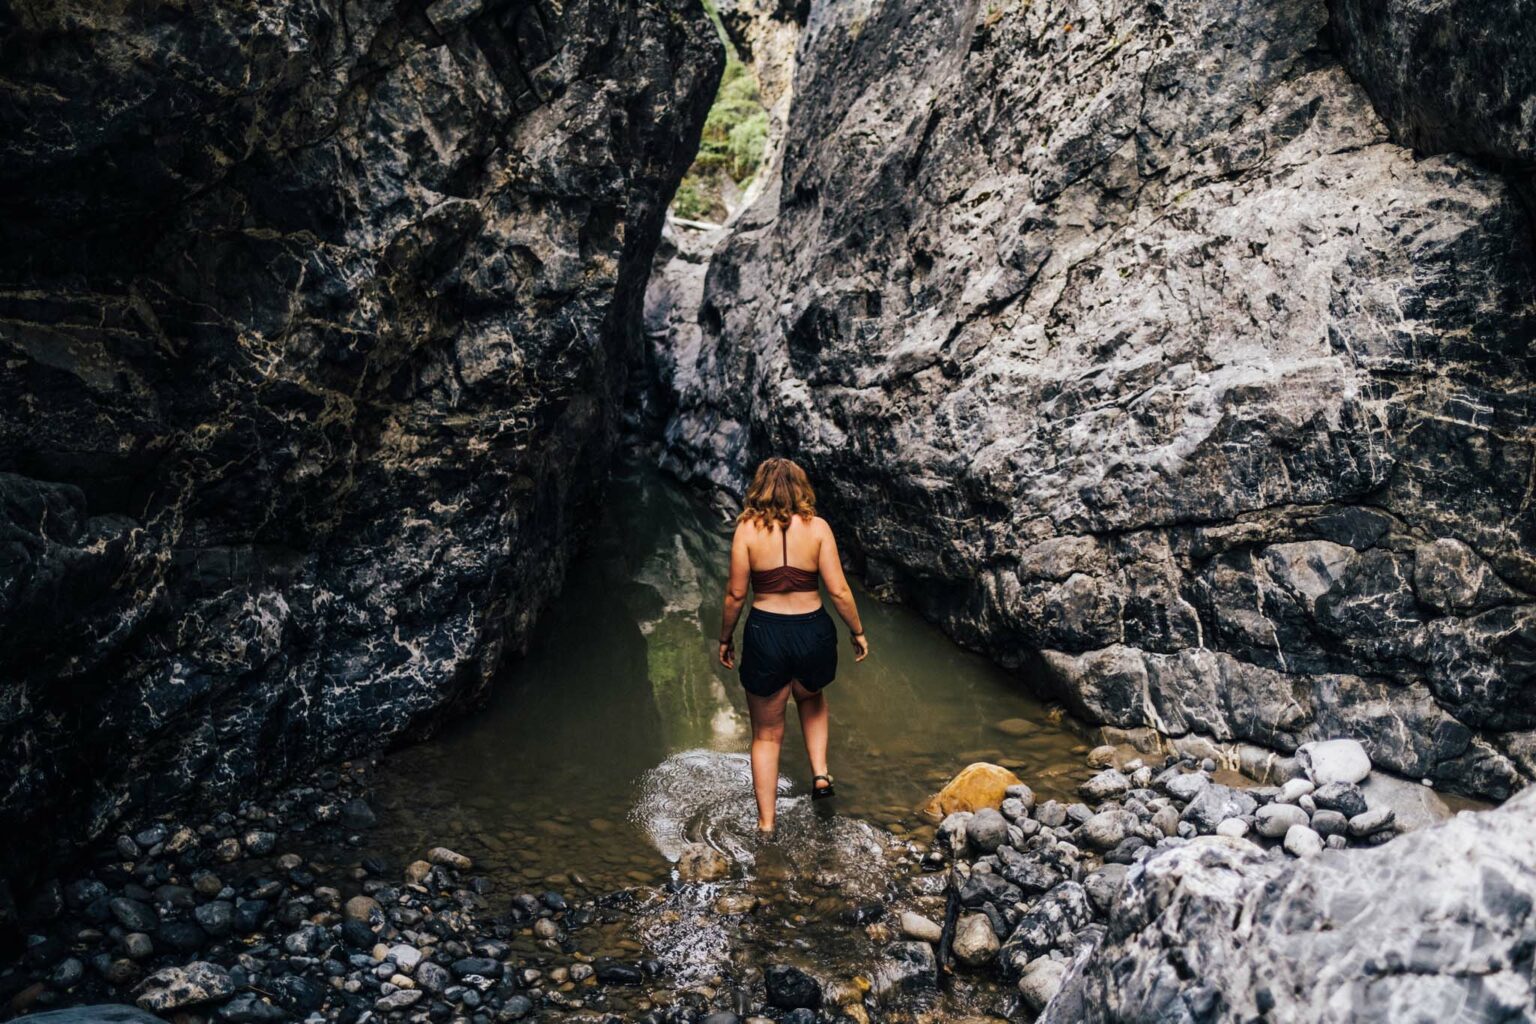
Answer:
[{"xmin": 738, "ymin": 606, "xmax": 838, "ymax": 697}]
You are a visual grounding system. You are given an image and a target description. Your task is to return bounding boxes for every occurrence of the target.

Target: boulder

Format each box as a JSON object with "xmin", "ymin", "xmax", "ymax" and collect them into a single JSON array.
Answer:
[
  {"xmin": 952, "ymin": 913, "xmax": 1000, "ymax": 967},
  {"xmin": 1043, "ymin": 790, "xmax": 1536, "ymax": 1022},
  {"xmin": 135, "ymin": 962, "xmax": 235, "ymax": 1013},
  {"xmin": 966, "ymin": 808, "xmax": 1010, "ymax": 854},
  {"xmin": 921, "ymin": 763, "xmax": 1024, "ymax": 820},
  {"xmin": 764, "ymin": 965, "xmax": 821, "ymax": 1009},
  {"xmin": 1297, "ymin": 740, "xmax": 1373, "ymax": 787}
]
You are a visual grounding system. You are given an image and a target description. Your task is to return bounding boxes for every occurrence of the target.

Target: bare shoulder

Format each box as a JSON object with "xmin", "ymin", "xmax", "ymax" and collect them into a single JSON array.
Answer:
[{"xmin": 810, "ymin": 515, "xmax": 835, "ymax": 538}]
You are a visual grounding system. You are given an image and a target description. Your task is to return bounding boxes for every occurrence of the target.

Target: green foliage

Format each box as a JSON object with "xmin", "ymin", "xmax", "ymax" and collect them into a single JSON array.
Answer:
[{"xmin": 669, "ymin": 1, "xmax": 770, "ymax": 222}]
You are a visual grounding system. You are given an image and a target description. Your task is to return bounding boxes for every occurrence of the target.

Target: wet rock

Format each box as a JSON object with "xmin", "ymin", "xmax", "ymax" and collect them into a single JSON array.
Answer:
[
  {"xmin": 1018, "ymin": 957, "xmax": 1069, "ymax": 1013},
  {"xmin": 193, "ymin": 900, "xmax": 234, "ymax": 936},
  {"xmin": 1162, "ymin": 772, "xmax": 1210, "ymax": 804},
  {"xmin": 1297, "ymin": 740, "xmax": 1373, "ymax": 787},
  {"xmin": 1310, "ymin": 809, "xmax": 1349, "ymax": 837},
  {"xmin": 1283, "ymin": 825, "xmax": 1325, "ymax": 859},
  {"xmin": 937, "ymin": 811, "xmax": 974, "ymax": 856},
  {"xmin": 218, "ymin": 993, "xmax": 287, "ymax": 1023},
  {"xmin": 386, "ymin": 944, "xmax": 423, "ymax": 973},
  {"xmin": 714, "ymin": 893, "xmax": 759, "ymax": 915},
  {"xmin": 1080, "ymin": 770, "xmax": 1131, "ymax": 802},
  {"xmin": 593, "ymin": 959, "xmax": 645, "ymax": 985},
  {"xmin": 765, "ymin": 964, "xmax": 822, "ymax": 1009},
  {"xmin": 957, "ymin": 871, "xmax": 1022, "ymax": 909},
  {"xmin": 50, "ymin": 957, "xmax": 84, "ymax": 988},
  {"xmin": 451, "ymin": 956, "xmax": 500, "ymax": 979},
  {"xmin": 375, "ymin": 990, "xmax": 422, "ymax": 1012},
  {"xmin": 922, "ymin": 763, "xmax": 1023, "ymax": 819},
  {"xmin": 135, "ymin": 962, "xmax": 235, "ymax": 1012},
  {"xmin": 121, "ymin": 933, "xmax": 154, "ymax": 960},
  {"xmin": 242, "ymin": 832, "xmax": 276, "ymax": 856},
  {"xmin": 1083, "ymin": 865, "xmax": 1130, "ymax": 915},
  {"xmin": 339, "ymin": 799, "xmax": 376, "ymax": 830},
  {"xmin": 879, "ymin": 941, "xmax": 939, "ymax": 992},
  {"xmin": 1181, "ymin": 785, "xmax": 1259, "ymax": 834},
  {"xmin": 343, "ymin": 894, "xmax": 383, "ymax": 927},
  {"xmin": 501, "ymin": 995, "xmax": 533, "ymax": 1019},
  {"xmin": 1255, "ymin": 804, "xmax": 1311, "ymax": 838},
  {"xmin": 414, "ymin": 960, "xmax": 451, "ymax": 993},
  {"xmin": 1347, "ymin": 808, "xmax": 1397, "ymax": 837},
  {"xmin": 966, "ymin": 808, "xmax": 1009, "ymax": 854},
  {"xmin": 109, "ymin": 898, "xmax": 156, "ymax": 932},
  {"xmin": 952, "ymin": 913, "xmax": 1000, "ymax": 967},
  {"xmin": 1312, "ymin": 783, "xmax": 1369, "ymax": 819},
  {"xmin": 1077, "ymin": 810, "xmax": 1138, "ymax": 851},
  {"xmin": 403, "ymin": 861, "xmax": 433, "ymax": 886},
  {"xmin": 677, "ymin": 842, "xmax": 731, "ymax": 882},
  {"xmin": 899, "ymin": 911, "xmax": 943, "ymax": 943},
  {"xmin": 1000, "ymin": 883, "xmax": 1094, "ymax": 975},
  {"xmin": 427, "ymin": 847, "xmax": 472, "ymax": 871}
]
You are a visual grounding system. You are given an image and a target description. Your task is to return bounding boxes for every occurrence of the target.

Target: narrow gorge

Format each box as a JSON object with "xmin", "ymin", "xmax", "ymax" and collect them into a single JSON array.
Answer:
[{"xmin": 2, "ymin": 0, "xmax": 1535, "ymax": 1021}]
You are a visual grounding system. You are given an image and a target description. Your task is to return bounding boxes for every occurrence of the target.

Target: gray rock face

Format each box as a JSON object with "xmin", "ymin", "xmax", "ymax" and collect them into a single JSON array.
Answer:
[
  {"xmin": 653, "ymin": 0, "xmax": 1536, "ymax": 801},
  {"xmin": 1041, "ymin": 788, "xmax": 1536, "ymax": 1023},
  {"xmin": 0, "ymin": 0, "xmax": 720, "ymax": 893}
]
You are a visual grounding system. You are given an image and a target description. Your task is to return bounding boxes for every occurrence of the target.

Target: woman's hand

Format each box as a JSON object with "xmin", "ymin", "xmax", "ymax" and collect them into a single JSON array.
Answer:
[
  {"xmin": 719, "ymin": 639, "xmax": 736, "ymax": 669},
  {"xmin": 851, "ymin": 632, "xmax": 869, "ymax": 662}
]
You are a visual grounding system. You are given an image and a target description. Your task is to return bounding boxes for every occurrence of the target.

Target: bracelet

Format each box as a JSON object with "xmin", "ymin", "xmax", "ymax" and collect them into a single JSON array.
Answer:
[
  {"xmin": 850, "ymin": 630, "xmax": 865, "ymax": 637},
  {"xmin": 718, "ymin": 636, "xmax": 733, "ymax": 645}
]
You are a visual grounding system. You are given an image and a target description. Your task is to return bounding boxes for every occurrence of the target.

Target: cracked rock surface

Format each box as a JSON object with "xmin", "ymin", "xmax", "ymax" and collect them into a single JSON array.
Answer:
[
  {"xmin": 1041, "ymin": 786, "xmax": 1536, "ymax": 1023},
  {"xmin": 0, "ymin": 0, "xmax": 720, "ymax": 898},
  {"xmin": 653, "ymin": 0, "xmax": 1536, "ymax": 799}
]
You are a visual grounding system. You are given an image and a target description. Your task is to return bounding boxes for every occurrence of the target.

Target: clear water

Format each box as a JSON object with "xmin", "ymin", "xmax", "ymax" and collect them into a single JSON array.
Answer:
[{"xmin": 365, "ymin": 455, "xmax": 1097, "ymax": 1012}]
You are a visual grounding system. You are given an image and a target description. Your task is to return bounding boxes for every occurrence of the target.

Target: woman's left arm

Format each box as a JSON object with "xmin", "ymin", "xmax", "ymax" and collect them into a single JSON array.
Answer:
[{"xmin": 718, "ymin": 524, "xmax": 751, "ymax": 668}]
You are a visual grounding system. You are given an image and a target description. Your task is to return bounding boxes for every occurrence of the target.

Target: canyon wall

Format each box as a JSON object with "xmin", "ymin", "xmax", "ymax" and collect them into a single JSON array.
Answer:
[
  {"xmin": 653, "ymin": 0, "xmax": 1536, "ymax": 798},
  {"xmin": 0, "ymin": 0, "xmax": 720, "ymax": 899}
]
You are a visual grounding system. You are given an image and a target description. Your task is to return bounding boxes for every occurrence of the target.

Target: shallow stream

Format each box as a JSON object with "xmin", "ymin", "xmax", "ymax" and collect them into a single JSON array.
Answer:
[{"xmin": 365, "ymin": 457, "xmax": 1099, "ymax": 1015}]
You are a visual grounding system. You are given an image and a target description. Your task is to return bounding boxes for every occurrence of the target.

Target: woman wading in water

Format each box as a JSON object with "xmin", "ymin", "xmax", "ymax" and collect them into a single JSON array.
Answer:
[{"xmin": 717, "ymin": 457, "xmax": 869, "ymax": 834}]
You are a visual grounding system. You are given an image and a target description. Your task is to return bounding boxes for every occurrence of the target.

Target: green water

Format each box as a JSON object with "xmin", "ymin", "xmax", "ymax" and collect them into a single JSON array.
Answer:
[
  {"xmin": 365, "ymin": 456, "xmax": 1096, "ymax": 1013},
  {"xmin": 370, "ymin": 457, "xmax": 1093, "ymax": 891}
]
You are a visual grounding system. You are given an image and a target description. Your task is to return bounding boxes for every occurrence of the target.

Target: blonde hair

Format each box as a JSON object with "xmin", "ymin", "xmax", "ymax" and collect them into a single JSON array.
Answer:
[{"xmin": 737, "ymin": 457, "xmax": 816, "ymax": 530}]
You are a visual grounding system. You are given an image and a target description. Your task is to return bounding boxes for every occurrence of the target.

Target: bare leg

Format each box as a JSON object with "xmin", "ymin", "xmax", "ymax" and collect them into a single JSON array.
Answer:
[
  {"xmin": 792, "ymin": 680, "xmax": 830, "ymax": 789},
  {"xmin": 745, "ymin": 684, "xmax": 791, "ymax": 831}
]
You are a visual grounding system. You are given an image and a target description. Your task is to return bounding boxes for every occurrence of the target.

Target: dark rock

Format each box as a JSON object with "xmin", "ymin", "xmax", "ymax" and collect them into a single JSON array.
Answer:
[
  {"xmin": 764, "ymin": 964, "xmax": 821, "ymax": 1009},
  {"xmin": 193, "ymin": 900, "xmax": 234, "ymax": 937},
  {"xmin": 269, "ymin": 975, "xmax": 325, "ymax": 1013},
  {"xmin": 231, "ymin": 899, "xmax": 267, "ymax": 935},
  {"xmin": 877, "ymin": 942, "xmax": 938, "ymax": 993},
  {"xmin": 1312, "ymin": 783, "xmax": 1369, "ymax": 819},
  {"xmin": 108, "ymin": 898, "xmax": 157, "ymax": 932},
  {"xmin": 218, "ymin": 993, "xmax": 287, "ymax": 1024},
  {"xmin": 999, "ymin": 883, "xmax": 1094, "ymax": 977},
  {"xmin": 996, "ymin": 845, "xmax": 1066, "ymax": 895},
  {"xmin": 957, "ymin": 871, "xmax": 1023, "ymax": 909},
  {"xmin": 0, "ymin": 0, "xmax": 726, "ymax": 899},
  {"xmin": 154, "ymin": 920, "xmax": 206, "ymax": 952},
  {"xmin": 592, "ymin": 959, "xmax": 645, "ymax": 986},
  {"xmin": 338, "ymin": 800, "xmax": 377, "ymax": 831},
  {"xmin": 451, "ymin": 957, "xmax": 500, "ymax": 979}
]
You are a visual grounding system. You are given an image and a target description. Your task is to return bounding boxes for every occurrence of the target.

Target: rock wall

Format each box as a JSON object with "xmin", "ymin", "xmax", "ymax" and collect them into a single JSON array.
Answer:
[
  {"xmin": 0, "ymin": 0, "xmax": 720, "ymax": 900},
  {"xmin": 1042, "ymin": 786, "xmax": 1536, "ymax": 1022},
  {"xmin": 654, "ymin": 0, "xmax": 1536, "ymax": 799}
]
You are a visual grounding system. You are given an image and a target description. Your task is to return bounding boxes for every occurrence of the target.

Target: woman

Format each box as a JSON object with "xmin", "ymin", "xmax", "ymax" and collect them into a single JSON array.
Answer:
[{"xmin": 717, "ymin": 457, "xmax": 869, "ymax": 835}]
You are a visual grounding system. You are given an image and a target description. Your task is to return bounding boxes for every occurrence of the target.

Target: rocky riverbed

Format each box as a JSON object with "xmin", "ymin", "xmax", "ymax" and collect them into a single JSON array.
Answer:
[{"xmin": 8, "ymin": 724, "xmax": 1525, "ymax": 1024}]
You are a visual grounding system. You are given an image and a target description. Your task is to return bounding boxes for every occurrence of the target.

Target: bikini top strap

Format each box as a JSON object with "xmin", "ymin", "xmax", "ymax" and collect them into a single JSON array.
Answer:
[{"xmin": 781, "ymin": 519, "xmax": 788, "ymax": 566}]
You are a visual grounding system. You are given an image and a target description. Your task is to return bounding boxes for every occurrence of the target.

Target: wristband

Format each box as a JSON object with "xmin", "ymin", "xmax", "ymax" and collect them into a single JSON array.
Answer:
[
  {"xmin": 719, "ymin": 635, "xmax": 734, "ymax": 645},
  {"xmin": 850, "ymin": 629, "xmax": 865, "ymax": 637}
]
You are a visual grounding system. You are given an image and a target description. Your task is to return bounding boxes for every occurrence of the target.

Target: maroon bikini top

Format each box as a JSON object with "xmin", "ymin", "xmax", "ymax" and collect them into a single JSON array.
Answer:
[{"xmin": 750, "ymin": 521, "xmax": 821, "ymax": 594}]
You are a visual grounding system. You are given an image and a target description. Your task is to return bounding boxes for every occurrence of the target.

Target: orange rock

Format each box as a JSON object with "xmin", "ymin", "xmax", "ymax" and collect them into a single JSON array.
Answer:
[{"xmin": 920, "ymin": 762, "xmax": 1023, "ymax": 821}]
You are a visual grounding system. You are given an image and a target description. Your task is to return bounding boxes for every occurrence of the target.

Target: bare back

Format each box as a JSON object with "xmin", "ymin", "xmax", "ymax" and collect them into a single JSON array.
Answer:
[{"xmin": 733, "ymin": 515, "xmax": 830, "ymax": 613}]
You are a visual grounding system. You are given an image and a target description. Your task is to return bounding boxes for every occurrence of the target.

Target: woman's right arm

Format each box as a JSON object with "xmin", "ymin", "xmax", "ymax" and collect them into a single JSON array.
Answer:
[{"xmin": 817, "ymin": 519, "xmax": 868, "ymax": 661}]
